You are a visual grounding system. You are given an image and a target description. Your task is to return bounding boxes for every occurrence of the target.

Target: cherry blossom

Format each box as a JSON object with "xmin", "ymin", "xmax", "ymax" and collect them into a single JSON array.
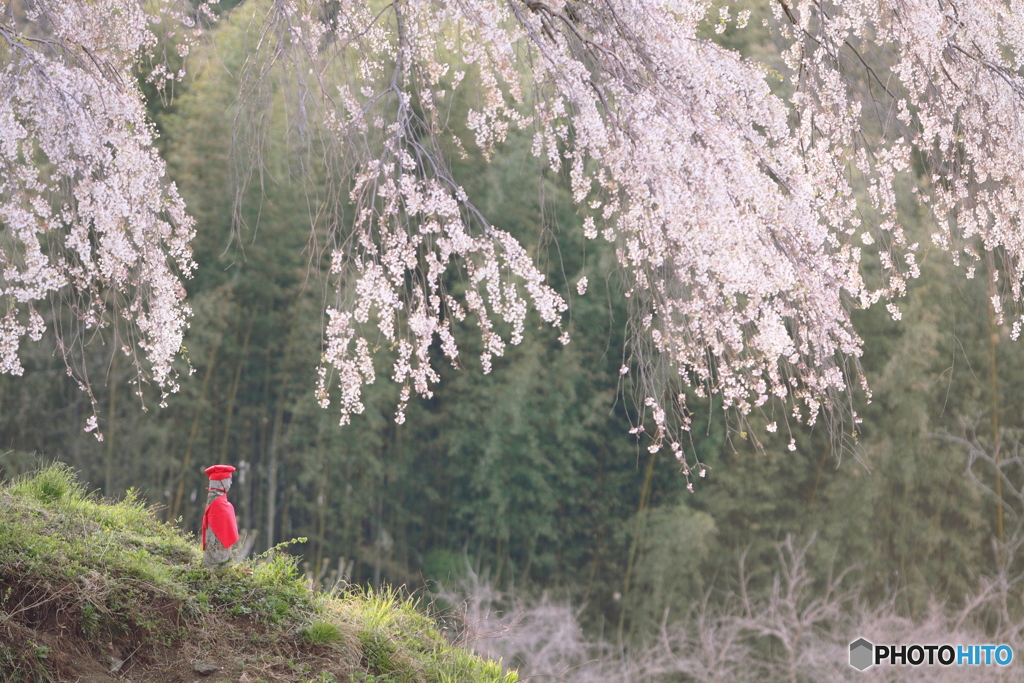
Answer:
[
  {"xmin": 5, "ymin": 0, "xmax": 1024, "ymax": 473},
  {"xmin": 1, "ymin": 1, "xmax": 208, "ymax": 430}
]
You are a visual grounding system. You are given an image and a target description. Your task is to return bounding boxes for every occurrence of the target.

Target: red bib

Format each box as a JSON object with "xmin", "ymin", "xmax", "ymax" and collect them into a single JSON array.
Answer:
[{"xmin": 201, "ymin": 493, "xmax": 239, "ymax": 550}]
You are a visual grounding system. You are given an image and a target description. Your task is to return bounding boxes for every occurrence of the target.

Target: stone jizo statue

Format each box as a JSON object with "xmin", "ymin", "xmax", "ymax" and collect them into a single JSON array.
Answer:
[{"xmin": 201, "ymin": 464, "xmax": 239, "ymax": 567}]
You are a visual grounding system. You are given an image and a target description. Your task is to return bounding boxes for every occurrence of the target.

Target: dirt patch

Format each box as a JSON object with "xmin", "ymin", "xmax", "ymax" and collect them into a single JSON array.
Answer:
[{"xmin": 0, "ymin": 570, "xmax": 359, "ymax": 683}]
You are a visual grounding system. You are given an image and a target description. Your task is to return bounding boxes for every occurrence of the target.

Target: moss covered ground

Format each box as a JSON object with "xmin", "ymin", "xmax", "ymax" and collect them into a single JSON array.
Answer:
[{"xmin": 0, "ymin": 465, "xmax": 516, "ymax": 683}]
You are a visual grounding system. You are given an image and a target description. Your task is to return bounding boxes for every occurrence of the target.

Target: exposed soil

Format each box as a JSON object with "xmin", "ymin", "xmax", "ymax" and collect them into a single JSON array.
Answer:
[{"xmin": 0, "ymin": 572, "xmax": 358, "ymax": 683}]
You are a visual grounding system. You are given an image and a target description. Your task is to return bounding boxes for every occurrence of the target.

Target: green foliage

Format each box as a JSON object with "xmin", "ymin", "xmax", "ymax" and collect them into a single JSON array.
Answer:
[
  {"xmin": 626, "ymin": 505, "xmax": 716, "ymax": 628},
  {"xmin": 0, "ymin": 640, "xmax": 48, "ymax": 683}
]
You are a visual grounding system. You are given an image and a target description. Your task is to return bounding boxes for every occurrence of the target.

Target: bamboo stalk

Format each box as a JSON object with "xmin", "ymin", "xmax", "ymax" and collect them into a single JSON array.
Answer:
[
  {"xmin": 218, "ymin": 322, "xmax": 252, "ymax": 465},
  {"xmin": 104, "ymin": 351, "xmax": 118, "ymax": 497},
  {"xmin": 617, "ymin": 449, "xmax": 657, "ymax": 649},
  {"xmin": 169, "ymin": 340, "xmax": 220, "ymax": 522}
]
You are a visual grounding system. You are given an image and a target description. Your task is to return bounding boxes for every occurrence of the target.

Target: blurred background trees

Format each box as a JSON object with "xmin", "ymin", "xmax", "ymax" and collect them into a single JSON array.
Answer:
[{"xmin": 5, "ymin": 1, "xmax": 1024, "ymax": 679}]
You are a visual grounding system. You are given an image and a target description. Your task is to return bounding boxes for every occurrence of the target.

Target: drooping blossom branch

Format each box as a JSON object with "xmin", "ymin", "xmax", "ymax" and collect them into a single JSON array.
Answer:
[
  {"xmin": 247, "ymin": 0, "xmax": 869, "ymax": 464},
  {"xmin": 0, "ymin": 0, "xmax": 210, "ymax": 429}
]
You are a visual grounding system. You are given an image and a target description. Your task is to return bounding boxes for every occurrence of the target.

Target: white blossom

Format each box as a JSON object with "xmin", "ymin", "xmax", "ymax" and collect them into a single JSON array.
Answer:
[
  {"xmin": 6, "ymin": 0, "xmax": 1024, "ymax": 476},
  {"xmin": 1, "ymin": 0, "xmax": 203, "ymax": 420}
]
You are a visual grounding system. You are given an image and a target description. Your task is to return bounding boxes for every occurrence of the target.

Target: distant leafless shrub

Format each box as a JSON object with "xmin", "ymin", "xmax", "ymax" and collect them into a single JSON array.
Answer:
[
  {"xmin": 438, "ymin": 564, "xmax": 596, "ymax": 680},
  {"xmin": 445, "ymin": 529, "xmax": 1024, "ymax": 682}
]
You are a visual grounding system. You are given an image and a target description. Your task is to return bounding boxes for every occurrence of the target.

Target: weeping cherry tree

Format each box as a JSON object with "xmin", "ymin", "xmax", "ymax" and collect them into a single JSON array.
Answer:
[{"xmin": 2, "ymin": 0, "xmax": 1024, "ymax": 480}]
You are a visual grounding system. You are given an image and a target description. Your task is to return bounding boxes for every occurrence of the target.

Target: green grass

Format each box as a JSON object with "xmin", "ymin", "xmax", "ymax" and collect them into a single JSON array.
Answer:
[
  {"xmin": 1, "ymin": 464, "xmax": 196, "ymax": 587},
  {"xmin": 0, "ymin": 464, "xmax": 517, "ymax": 683},
  {"xmin": 303, "ymin": 620, "xmax": 344, "ymax": 646}
]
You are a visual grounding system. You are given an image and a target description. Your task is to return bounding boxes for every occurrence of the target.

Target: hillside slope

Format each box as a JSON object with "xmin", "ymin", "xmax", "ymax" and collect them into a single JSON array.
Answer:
[{"xmin": 0, "ymin": 465, "xmax": 515, "ymax": 683}]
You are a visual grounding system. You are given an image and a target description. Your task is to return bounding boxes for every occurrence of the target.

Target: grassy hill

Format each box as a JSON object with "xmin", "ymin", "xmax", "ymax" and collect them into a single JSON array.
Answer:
[{"xmin": 0, "ymin": 465, "xmax": 516, "ymax": 683}]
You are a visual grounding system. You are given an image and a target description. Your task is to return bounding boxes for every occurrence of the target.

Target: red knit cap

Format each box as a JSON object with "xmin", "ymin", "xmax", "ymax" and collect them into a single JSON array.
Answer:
[{"xmin": 204, "ymin": 465, "xmax": 236, "ymax": 480}]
